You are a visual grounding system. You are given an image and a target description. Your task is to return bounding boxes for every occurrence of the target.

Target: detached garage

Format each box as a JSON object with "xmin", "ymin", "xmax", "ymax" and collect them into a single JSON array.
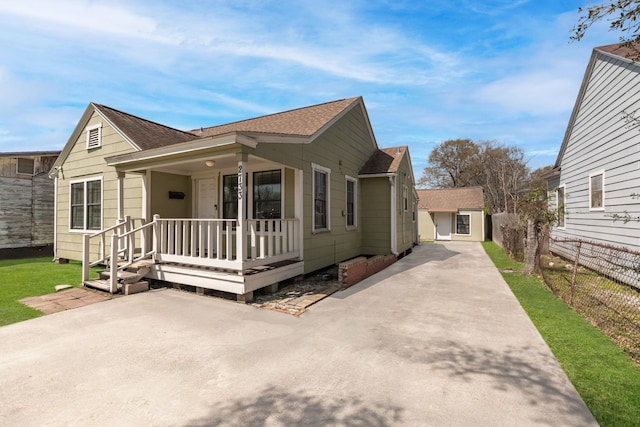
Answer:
[{"xmin": 417, "ymin": 187, "xmax": 485, "ymax": 242}]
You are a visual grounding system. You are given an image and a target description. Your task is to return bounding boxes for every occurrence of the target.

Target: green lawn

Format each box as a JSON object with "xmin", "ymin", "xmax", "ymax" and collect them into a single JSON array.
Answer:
[
  {"xmin": 482, "ymin": 241, "xmax": 640, "ymax": 426},
  {"xmin": 0, "ymin": 257, "xmax": 97, "ymax": 326}
]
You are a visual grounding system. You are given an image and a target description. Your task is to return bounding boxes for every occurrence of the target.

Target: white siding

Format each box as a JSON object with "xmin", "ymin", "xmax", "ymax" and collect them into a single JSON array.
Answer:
[{"xmin": 552, "ymin": 52, "xmax": 640, "ymax": 250}]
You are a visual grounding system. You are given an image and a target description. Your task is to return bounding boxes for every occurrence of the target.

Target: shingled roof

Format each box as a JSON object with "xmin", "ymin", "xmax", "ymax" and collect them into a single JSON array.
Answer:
[
  {"xmin": 191, "ymin": 97, "xmax": 360, "ymax": 139},
  {"xmin": 94, "ymin": 104, "xmax": 196, "ymax": 151},
  {"xmin": 417, "ymin": 187, "xmax": 484, "ymax": 212},
  {"xmin": 596, "ymin": 41, "xmax": 640, "ymax": 59},
  {"xmin": 359, "ymin": 146, "xmax": 408, "ymax": 175}
]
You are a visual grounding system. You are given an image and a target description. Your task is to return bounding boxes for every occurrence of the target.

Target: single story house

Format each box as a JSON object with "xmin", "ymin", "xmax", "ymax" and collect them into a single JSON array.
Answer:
[
  {"xmin": 417, "ymin": 187, "xmax": 485, "ymax": 241},
  {"xmin": 546, "ymin": 42, "xmax": 640, "ymax": 252},
  {"xmin": 0, "ymin": 151, "xmax": 59, "ymax": 250},
  {"xmin": 50, "ymin": 97, "xmax": 418, "ymax": 300}
]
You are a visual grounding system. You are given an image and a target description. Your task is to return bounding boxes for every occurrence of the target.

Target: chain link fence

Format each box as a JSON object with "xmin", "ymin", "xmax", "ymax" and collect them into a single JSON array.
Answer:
[{"xmin": 540, "ymin": 237, "xmax": 640, "ymax": 364}]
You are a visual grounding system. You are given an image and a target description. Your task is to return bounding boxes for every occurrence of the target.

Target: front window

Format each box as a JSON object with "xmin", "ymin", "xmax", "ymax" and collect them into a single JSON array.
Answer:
[
  {"xmin": 590, "ymin": 171, "xmax": 604, "ymax": 210},
  {"xmin": 456, "ymin": 214, "xmax": 470, "ymax": 235},
  {"xmin": 253, "ymin": 170, "xmax": 281, "ymax": 219},
  {"xmin": 557, "ymin": 185, "xmax": 565, "ymax": 228},
  {"xmin": 223, "ymin": 174, "xmax": 249, "ymax": 220},
  {"xmin": 313, "ymin": 164, "xmax": 330, "ymax": 231},
  {"xmin": 70, "ymin": 178, "xmax": 102, "ymax": 231}
]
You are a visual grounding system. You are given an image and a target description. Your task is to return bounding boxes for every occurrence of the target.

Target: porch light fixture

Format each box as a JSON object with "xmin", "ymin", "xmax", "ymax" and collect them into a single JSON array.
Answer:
[{"xmin": 205, "ymin": 160, "xmax": 215, "ymax": 167}]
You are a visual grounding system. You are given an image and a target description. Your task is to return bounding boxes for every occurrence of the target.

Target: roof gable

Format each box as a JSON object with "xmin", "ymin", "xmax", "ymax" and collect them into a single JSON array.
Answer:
[
  {"xmin": 417, "ymin": 187, "xmax": 484, "ymax": 211},
  {"xmin": 191, "ymin": 97, "xmax": 362, "ymax": 141},
  {"xmin": 359, "ymin": 146, "xmax": 408, "ymax": 175},
  {"xmin": 555, "ymin": 42, "xmax": 640, "ymax": 168}
]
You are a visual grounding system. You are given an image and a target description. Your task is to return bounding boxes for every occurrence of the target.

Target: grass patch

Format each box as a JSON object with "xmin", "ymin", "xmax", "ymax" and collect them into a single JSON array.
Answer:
[
  {"xmin": 483, "ymin": 241, "xmax": 640, "ymax": 426},
  {"xmin": 481, "ymin": 240, "xmax": 523, "ymax": 270},
  {"xmin": 0, "ymin": 257, "xmax": 98, "ymax": 326}
]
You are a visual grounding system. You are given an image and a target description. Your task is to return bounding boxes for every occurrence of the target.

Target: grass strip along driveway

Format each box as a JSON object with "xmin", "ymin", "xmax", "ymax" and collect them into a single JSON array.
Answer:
[
  {"xmin": 0, "ymin": 257, "xmax": 99, "ymax": 326},
  {"xmin": 482, "ymin": 241, "xmax": 640, "ymax": 427}
]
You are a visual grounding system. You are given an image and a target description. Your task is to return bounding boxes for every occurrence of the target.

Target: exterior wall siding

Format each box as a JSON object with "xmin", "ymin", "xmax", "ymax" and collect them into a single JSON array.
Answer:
[
  {"xmin": 550, "ymin": 53, "xmax": 640, "ymax": 251},
  {"xmin": 0, "ymin": 154, "xmax": 58, "ymax": 249},
  {"xmin": 361, "ymin": 178, "xmax": 391, "ymax": 255},
  {"xmin": 394, "ymin": 156, "xmax": 417, "ymax": 253},
  {"xmin": 55, "ymin": 111, "xmax": 141, "ymax": 261}
]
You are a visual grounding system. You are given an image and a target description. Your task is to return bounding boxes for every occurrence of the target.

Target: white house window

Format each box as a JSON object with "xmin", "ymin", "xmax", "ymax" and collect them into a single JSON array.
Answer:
[
  {"xmin": 222, "ymin": 173, "xmax": 248, "ymax": 220},
  {"xmin": 589, "ymin": 171, "xmax": 604, "ymax": 210},
  {"xmin": 456, "ymin": 213, "xmax": 471, "ymax": 235},
  {"xmin": 403, "ymin": 185, "xmax": 408, "ymax": 212},
  {"xmin": 346, "ymin": 176, "xmax": 357, "ymax": 229},
  {"xmin": 253, "ymin": 170, "xmax": 281, "ymax": 219},
  {"xmin": 312, "ymin": 163, "xmax": 330, "ymax": 232},
  {"xmin": 557, "ymin": 185, "xmax": 566, "ymax": 228},
  {"xmin": 70, "ymin": 177, "xmax": 102, "ymax": 231},
  {"xmin": 86, "ymin": 123, "xmax": 103, "ymax": 149},
  {"xmin": 17, "ymin": 158, "xmax": 35, "ymax": 175}
]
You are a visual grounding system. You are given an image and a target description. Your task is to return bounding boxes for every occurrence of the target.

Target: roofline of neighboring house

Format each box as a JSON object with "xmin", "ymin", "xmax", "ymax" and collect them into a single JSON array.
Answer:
[
  {"xmin": 554, "ymin": 43, "xmax": 640, "ymax": 168},
  {"xmin": 0, "ymin": 151, "xmax": 60, "ymax": 157}
]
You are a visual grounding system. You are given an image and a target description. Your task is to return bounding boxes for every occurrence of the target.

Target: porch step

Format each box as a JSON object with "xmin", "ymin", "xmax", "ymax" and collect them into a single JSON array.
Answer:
[{"xmin": 84, "ymin": 279, "xmax": 121, "ymax": 292}]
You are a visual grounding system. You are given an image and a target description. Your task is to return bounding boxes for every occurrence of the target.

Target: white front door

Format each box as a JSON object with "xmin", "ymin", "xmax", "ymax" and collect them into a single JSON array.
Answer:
[
  {"xmin": 197, "ymin": 178, "xmax": 218, "ymax": 218},
  {"xmin": 435, "ymin": 212, "xmax": 452, "ymax": 240},
  {"xmin": 196, "ymin": 178, "xmax": 218, "ymax": 254}
]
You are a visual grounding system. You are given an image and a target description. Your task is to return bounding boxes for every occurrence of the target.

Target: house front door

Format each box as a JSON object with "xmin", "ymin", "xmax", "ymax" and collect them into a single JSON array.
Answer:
[
  {"xmin": 197, "ymin": 178, "xmax": 218, "ymax": 218},
  {"xmin": 196, "ymin": 178, "xmax": 218, "ymax": 254},
  {"xmin": 435, "ymin": 212, "xmax": 452, "ymax": 240}
]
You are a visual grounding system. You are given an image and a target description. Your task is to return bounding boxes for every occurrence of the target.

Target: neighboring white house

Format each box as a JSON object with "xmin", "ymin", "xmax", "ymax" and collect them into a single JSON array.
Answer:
[{"xmin": 547, "ymin": 42, "xmax": 640, "ymax": 252}]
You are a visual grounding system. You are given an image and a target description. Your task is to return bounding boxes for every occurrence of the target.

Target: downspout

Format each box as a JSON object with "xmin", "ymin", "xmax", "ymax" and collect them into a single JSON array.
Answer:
[
  {"xmin": 52, "ymin": 174, "xmax": 58, "ymax": 261},
  {"xmin": 389, "ymin": 175, "xmax": 399, "ymax": 256}
]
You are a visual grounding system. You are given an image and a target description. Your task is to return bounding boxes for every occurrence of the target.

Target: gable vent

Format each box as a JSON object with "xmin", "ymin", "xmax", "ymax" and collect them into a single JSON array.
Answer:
[{"xmin": 86, "ymin": 123, "xmax": 102, "ymax": 150}]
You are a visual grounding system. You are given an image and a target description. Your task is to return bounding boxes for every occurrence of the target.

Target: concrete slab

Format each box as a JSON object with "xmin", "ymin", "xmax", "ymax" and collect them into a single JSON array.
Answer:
[
  {"xmin": 0, "ymin": 242, "xmax": 597, "ymax": 426},
  {"xmin": 19, "ymin": 288, "xmax": 111, "ymax": 314}
]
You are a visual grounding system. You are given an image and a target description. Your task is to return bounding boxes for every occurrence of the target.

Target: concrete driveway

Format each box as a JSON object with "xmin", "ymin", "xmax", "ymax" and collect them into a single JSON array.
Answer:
[{"xmin": 0, "ymin": 242, "xmax": 596, "ymax": 426}]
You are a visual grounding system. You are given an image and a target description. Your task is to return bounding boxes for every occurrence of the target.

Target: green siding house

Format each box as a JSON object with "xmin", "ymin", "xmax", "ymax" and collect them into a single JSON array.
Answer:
[{"xmin": 50, "ymin": 97, "xmax": 418, "ymax": 300}]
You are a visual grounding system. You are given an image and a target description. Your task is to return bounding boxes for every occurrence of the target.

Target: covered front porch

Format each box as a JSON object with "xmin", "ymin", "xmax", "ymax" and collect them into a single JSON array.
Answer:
[{"xmin": 82, "ymin": 135, "xmax": 305, "ymax": 300}]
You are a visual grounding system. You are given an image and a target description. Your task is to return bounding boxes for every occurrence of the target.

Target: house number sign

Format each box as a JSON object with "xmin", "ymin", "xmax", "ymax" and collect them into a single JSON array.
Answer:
[{"xmin": 237, "ymin": 164, "xmax": 244, "ymax": 200}]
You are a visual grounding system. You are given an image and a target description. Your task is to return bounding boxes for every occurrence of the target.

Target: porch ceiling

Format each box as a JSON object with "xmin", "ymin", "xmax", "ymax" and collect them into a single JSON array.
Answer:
[{"xmin": 132, "ymin": 154, "xmax": 285, "ymax": 176}]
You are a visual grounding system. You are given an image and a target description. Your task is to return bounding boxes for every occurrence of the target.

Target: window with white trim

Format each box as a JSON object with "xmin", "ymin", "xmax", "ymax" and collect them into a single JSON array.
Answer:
[
  {"xmin": 403, "ymin": 185, "xmax": 408, "ymax": 212},
  {"xmin": 346, "ymin": 176, "xmax": 357, "ymax": 229},
  {"xmin": 70, "ymin": 177, "xmax": 102, "ymax": 231},
  {"xmin": 312, "ymin": 163, "xmax": 330, "ymax": 232},
  {"xmin": 17, "ymin": 158, "xmax": 35, "ymax": 175},
  {"xmin": 86, "ymin": 123, "xmax": 102, "ymax": 149},
  {"xmin": 557, "ymin": 185, "xmax": 565, "ymax": 228},
  {"xmin": 455, "ymin": 213, "xmax": 471, "ymax": 235},
  {"xmin": 589, "ymin": 171, "xmax": 604, "ymax": 210},
  {"xmin": 253, "ymin": 169, "xmax": 282, "ymax": 219}
]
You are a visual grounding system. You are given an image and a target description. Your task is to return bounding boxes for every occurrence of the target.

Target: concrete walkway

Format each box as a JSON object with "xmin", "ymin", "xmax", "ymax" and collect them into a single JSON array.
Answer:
[{"xmin": 0, "ymin": 242, "xmax": 597, "ymax": 426}]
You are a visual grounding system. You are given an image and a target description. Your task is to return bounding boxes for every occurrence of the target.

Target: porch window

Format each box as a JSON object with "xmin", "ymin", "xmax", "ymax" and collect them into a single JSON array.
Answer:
[
  {"xmin": 557, "ymin": 185, "xmax": 565, "ymax": 228},
  {"xmin": 70, "ymin": 178, "xmax": 102, "ymax": 231},
  {"xmin": 313, "ymin": 163, "xmax": 330, "ymax": 231},
  {"xmin": 346, "ymin": 176, "xmax": 357, "ymax": 228},
  {"xmin": 223, "ymin": 173, "xmax": 249, "ymax": 220},
  {"xmin": 456, "ymin": 213, "xmax": 470, "ymax": 235},
  {"xmin": 589, "ymin": 171, "xmax": 604, "ymax": 210},
  {"xmin": 253, "ymin": 170, "xmax": 281, "ymax": 219}
]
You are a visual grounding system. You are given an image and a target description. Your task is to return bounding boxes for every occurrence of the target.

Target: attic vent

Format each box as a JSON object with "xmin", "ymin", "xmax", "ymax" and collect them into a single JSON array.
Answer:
[{"xmin": 86, "ymin": 123, "xmax": 103, "ymax": 150}]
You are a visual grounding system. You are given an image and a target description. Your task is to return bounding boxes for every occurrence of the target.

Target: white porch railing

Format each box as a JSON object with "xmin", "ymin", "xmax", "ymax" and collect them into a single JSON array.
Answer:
[{"xmin": 82, "ymin": 215, "xmax": 300, "ymax": 292}]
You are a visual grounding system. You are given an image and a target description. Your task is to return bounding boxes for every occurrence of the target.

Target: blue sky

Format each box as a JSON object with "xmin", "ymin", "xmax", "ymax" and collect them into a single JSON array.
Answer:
[{"xmin": 0, "ymin": 1, "xmax": 617, "ymax": 177}]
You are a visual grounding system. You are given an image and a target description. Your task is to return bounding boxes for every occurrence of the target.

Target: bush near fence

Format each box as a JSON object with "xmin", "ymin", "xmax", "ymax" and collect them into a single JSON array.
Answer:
[
  {"xmin": 491, "ymin": 213, "xmax": 524, "ymax": 260},
  {"xmin": 541, "ymin": 237, "xmax": 640, "ymax": 364}
]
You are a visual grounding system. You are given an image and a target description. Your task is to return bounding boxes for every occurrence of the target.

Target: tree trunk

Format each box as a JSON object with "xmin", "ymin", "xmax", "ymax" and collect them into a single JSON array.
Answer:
[{"xmin": 524, "ymin": 218, "xmax": 538, "ymax": 276}]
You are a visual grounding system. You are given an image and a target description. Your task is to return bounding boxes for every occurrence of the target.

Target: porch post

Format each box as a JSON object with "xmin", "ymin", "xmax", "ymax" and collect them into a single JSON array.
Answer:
[
  {"xmin": 236, "ymin": 153, "xmax": 248, "ymax": 263},
  {"xmin": 295, "ymin": 169, "xmax": 304, "ymax": 259},
  {"xmin": 117, "ymin": 171, "xmax": 125, "ymax": 221}
]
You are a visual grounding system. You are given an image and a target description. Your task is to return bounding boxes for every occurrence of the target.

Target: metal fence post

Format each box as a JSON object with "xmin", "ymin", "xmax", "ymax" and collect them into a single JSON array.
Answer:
[{"xmin": 570, "ymin": 241, "xmax": 582, "ymax": 306}]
